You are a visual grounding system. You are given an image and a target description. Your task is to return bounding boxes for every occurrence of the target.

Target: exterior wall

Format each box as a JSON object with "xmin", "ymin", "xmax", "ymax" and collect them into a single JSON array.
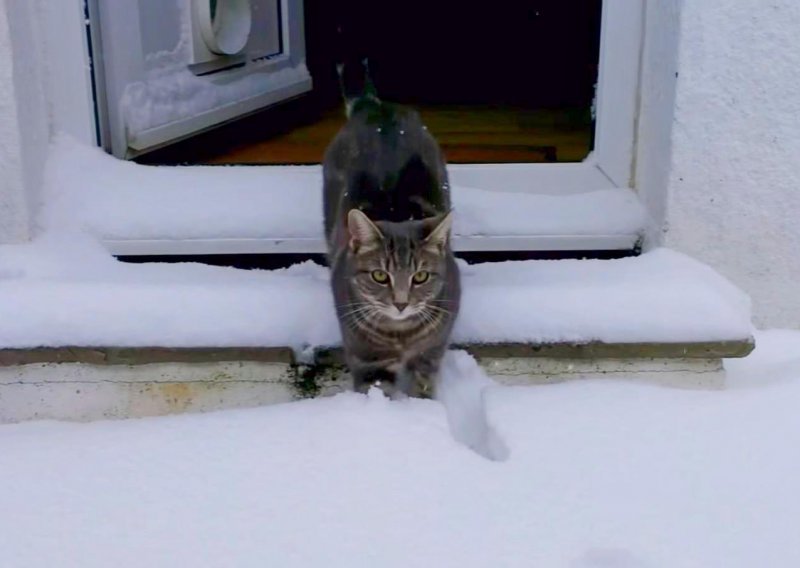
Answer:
[
  {"xmin": 36, "ymin": 0, "xmax": 97, "ymax": 147},
  {"xmin": 0, "ymin": 0, "xmax": 90, "ymax": 244},
  {"xmin": 8, "ymin": 1, "xmax": 50, "ymax": 228},
  {"xmin": 664, "ymin": 0, "xmax": 800, "ymax": 328},
  {"xmin": 0, "ymin": 0, "xmax": 34, "ymax": 242}
]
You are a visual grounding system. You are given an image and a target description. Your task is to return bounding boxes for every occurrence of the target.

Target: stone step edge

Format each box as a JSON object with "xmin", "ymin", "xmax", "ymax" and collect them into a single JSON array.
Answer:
[{"xmin": 0, "ymin": 339, "xmax": 755, "ymax": 368}]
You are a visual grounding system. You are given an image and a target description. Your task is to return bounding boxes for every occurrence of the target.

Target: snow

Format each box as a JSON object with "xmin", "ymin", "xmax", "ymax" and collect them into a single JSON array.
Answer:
[
  {"xmin": 0, "ymin": 137, "xmax": 743, "ymax": 350},
  {"xmin": 1, "ymin": 330, "xmax": 799, "ymax": 567},
  {"xmin": 42, "ymin": 136, "xmax": 647, "ymax": 241},
  {"xmin": 121, "ymin": 65, "xmax": 311, "ymax": 136},
  {"xmin": 0, "ymin": 233, "xmax": 752, "ymax": 349}
]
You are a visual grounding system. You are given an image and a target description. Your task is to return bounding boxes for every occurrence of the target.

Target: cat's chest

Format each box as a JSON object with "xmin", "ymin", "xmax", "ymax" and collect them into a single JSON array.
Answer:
[
  {"xmin": 348, "ymin": 322, "xmax": 432, "ymax": 356},
  {"xmin": 348, "ymin": 342, "xmax": 426, "ymax": 374}
]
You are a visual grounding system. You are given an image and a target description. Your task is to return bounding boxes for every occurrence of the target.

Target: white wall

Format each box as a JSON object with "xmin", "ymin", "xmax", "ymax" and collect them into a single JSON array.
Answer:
[
  {"xmin": 36, "ymin": 0, "xmax": 97, "ymax": 147},
  {"xmin": 0, "ymin": 0, "xmax": 92, "ymax": 244},
  {"xmin": 0, "ymin": 1, "xmax": 32, "ymax": 242},
  {"xmin": 664, "ymin": 0, "xmax": 800, "ymax": 329},
  {"xmin": 0, "ymin": 0, "xmax": 50, "ymax": 244}
]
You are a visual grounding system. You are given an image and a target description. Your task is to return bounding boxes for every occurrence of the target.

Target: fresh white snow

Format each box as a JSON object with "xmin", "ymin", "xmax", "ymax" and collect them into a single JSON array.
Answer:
[
  {"xmin": 122, "ymin": 65, "xmax": 312, "ymax": 136},
  {"xmin": 0, "ymin": 131, "xmax": 775, "ymax": 565},
  {"xmin": 0, "ymin": 233, "xmax": 752, "ymax": 349},
  {"xmin": 1, "ymin": 330, "xmax": 798, "ymax": 567},
  {"xmin": 42, "ymin": 136, "xmax": 647, "ymax": 242}
]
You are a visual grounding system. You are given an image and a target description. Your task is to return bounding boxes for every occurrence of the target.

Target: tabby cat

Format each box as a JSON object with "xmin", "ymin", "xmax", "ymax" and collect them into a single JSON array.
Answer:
[{"xmin": 323, "ymin": 61, "xmax": 460, "ymax": 398}]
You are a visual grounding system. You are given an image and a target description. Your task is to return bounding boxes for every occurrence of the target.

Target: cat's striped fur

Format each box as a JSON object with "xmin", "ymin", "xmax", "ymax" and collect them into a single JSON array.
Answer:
[{"xmin": 323, "ymin": 61, "xmax": 460, "ymax": 398}]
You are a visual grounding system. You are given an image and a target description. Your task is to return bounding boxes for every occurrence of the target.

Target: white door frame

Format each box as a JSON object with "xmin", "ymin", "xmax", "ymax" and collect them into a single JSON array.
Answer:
[
  {"xmin": 86, "ymin": 0, "xmax": 311, "ymax": 158},
  {"xmin": 46, "ymin": 0, "xmax": 649, "ymax": 255}
]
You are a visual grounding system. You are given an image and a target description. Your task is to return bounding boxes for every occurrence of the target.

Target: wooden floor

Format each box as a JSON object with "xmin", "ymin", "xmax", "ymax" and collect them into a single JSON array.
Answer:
[{"xmin": 141, "ymin": 102, "xmax": 593, "ymax": 166}]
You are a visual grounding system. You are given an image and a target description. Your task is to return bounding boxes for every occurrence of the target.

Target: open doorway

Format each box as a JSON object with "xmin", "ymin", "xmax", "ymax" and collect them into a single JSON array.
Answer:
[{"xmin": 139, "ymin": 0, "xmax": 602, "ymax": 166}]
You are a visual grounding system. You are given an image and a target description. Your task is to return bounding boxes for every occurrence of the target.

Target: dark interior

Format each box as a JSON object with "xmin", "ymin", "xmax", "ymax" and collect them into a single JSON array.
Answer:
[
  {"xmin": 140, "ymin": 0, "xmax": 602, "ymax": 166},
  {"xmin": 307, "ymin": 0, "xmax": 602, "ymax": 108}
]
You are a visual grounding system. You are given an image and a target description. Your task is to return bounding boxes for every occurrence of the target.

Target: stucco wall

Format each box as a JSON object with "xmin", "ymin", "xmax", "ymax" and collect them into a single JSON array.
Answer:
[
  {"xmin": 0, "ymin": 1, "xmax": 30, "ymax": 242},
  {"xmin": 0, "ymin": 0, "xmax": 49, "ymax": 244},
  {"xmin": 665, "ymin": 0, "xmax": 800, "ymax": 328}
]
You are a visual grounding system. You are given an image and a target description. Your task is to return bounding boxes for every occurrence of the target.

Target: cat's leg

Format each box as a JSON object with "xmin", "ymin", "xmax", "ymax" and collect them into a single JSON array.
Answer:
[
  {"xmin": 348, "ymin": 356, "xmax": 402, "ymax": 397},
  {"xmin": 402, "ymin": 354, "xmax": 443, "ymax": 399}
]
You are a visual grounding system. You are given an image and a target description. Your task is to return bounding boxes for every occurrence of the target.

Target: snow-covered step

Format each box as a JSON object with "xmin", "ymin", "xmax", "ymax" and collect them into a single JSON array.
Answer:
[
  {"xmin": 0, "ymin": 238, "xmax": 754, "ymax": 422},
  {"xmin": 0, "ymin": 241, "xmax": 752, "ymax": 350}
]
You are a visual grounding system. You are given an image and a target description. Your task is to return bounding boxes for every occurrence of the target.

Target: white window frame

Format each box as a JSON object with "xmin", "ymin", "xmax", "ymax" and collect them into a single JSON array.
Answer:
[
  {"xmin": 440, "ymin": 0, "xmax": 646, "ymax": 254},
  {"xmin": 457, "ymin": 0, "xmax": 643, "ymax": 190},
  {"xmin": 47, "ymin": 0, "xmax": 646, "ymax": 256}
]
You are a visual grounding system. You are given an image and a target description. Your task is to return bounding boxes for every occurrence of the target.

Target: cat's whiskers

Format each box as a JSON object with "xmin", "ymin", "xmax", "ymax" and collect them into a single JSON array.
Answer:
[
  {"xmin": 418, "ymin": 306, "xmax": 439, "ymax": 330},
  {"xmin": 342, "ymin": 301, "xmax": 387, "ymax": 331},
  {"xmin": 426, "ymin": 304, "xmax": 452, "ymax": 317},
  {"xmin": 417, "ymin": 310, "xmax": 433, "ymax": 330},
  {"xmin": 341, "ymin": 303, "xmax": 374, "ymax": 330}
]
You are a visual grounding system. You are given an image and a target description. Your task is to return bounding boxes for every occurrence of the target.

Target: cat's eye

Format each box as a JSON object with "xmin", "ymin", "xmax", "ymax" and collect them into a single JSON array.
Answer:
[
  {"xmin": 371, "ymin": 270, "xmax": 389, "ymax": 284},
  {"xmin": 412, "ymin": 270, "xmax": 430, "ymax": 284}
]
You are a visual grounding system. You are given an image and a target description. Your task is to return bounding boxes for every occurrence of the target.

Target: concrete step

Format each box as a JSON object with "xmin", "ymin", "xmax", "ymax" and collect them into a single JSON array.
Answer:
[
  {"xmin": 0, "ymin": 238, "xmax": 756, "ymax": 422},
  {"xmin": 0, "ymin": 339, "xmax": 754, "ymax": 423}
]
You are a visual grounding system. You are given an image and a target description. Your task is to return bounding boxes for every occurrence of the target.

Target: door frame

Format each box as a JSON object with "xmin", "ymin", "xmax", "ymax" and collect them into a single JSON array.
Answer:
[
  {"xmin": 47, "ymin": 0, "xmax": 650, "ymax": 255},
  {"xmin": 86, "ymin": 0, "xmax": 312, "ymax": 158},
  {"xmin": 443, "ymin": 0, "xmax": 645, "ymax": 195}
]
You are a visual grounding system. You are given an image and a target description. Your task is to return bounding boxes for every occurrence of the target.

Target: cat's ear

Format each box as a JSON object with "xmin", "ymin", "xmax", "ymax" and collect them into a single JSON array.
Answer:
[
  {"xmin": 422, "ymin": 211, "xmax": 454, "ymax": 251},
  {"xmin": 347, "ymin": 209, "xmax": 383, "ymax": 252}
]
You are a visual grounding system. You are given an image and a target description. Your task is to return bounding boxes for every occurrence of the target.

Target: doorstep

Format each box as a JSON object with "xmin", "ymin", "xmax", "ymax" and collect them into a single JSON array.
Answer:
[
  {"xmin": 0, "ymin": 339, "xmax": 754, "ymax": 423},
  {"xmin": 0, "ymin": 242, "xmax": 756, "ymax": 423}
]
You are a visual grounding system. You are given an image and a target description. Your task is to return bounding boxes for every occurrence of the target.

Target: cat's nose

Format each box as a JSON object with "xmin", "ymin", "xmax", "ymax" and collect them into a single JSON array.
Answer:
[{"xmin": 394, "ymin": 302, "xmax": 408, "ymax": 313}]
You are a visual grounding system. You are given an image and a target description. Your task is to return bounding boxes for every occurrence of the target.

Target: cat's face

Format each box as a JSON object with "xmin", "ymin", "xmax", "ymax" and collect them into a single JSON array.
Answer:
[{"xmin": 344, "ymin": 209, "xmax": 453, "ymax": 326}]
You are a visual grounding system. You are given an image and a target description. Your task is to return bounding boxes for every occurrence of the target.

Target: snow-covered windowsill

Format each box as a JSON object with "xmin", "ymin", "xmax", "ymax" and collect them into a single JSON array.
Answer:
[{"xmin": 0, "ymin": 137, "xmax": 752, "ymax": 359}]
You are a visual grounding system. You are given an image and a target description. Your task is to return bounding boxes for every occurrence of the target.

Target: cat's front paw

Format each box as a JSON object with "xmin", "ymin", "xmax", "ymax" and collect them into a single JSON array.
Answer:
[{"xmin": 409, "ymin": 375, "xmax": 434, "ymax": 399}]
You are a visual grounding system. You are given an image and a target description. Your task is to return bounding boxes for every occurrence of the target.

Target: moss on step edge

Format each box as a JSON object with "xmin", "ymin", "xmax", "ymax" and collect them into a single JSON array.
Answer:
[
  {"xmin": 0, "ymin": 340, "xmax": 755, "ymax": 369},
  {"xmin": 289, "ymin": 348, "xmax": 347, "ymax": 398},
  {"xmin": 0, "ymin": 338, "xmax": 756, "ymax": 400}
]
